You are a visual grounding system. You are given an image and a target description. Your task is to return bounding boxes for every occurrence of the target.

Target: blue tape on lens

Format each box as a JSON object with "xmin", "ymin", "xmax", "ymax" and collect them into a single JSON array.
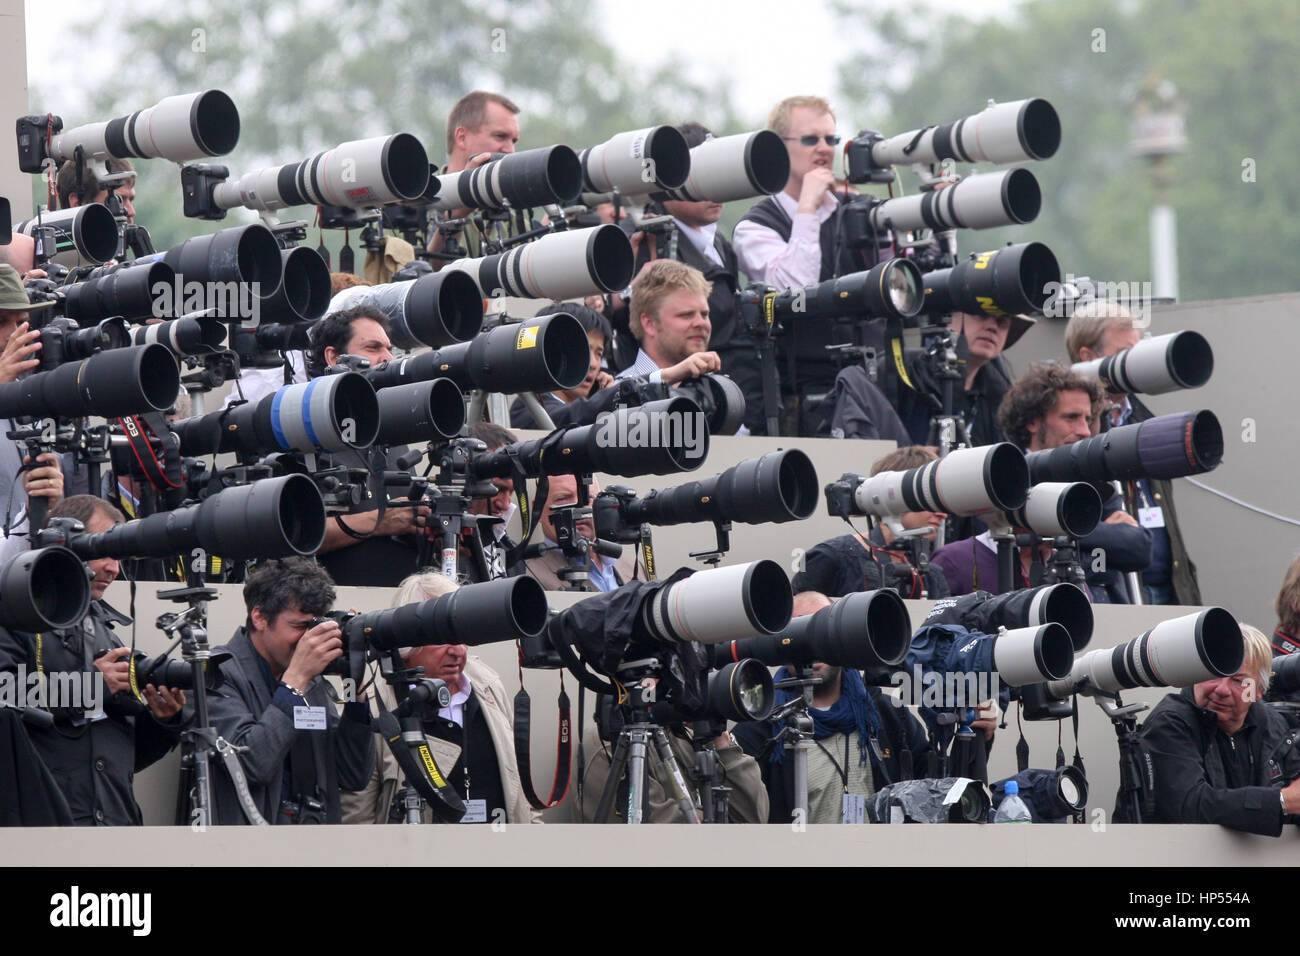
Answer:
[
  {"xmin": 270, "ymin": 386, "xmax": 290, "ymax": 451},
  {"xmin": 301, "ymin": 377, "xmax": 322, "ymax": 448}
]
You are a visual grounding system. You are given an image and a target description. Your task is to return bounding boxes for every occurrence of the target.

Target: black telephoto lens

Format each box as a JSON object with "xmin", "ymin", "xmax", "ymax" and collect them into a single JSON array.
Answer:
[
  {"xmin": 0, "ymin": 343, "xmax": 179, "ymax": 420},
  {"xmin": 349, "ymin": 577, "xmax": 549, "ymax": 653},
  {"xmin": 63, "ymin": 260, "xmax": 175, "ymax": 323},
  {"xmin": 259, "ymin": 246, "xmax": 331, "ymax": 324},
  {"xmin": 1026, "ymin": 410, "xmax": 1224, "ymax": 484},
  {"xmin": 706, "ymin": 659, "xmax": 775, "ymax": 722},
  {"xmin": 376, "ymin": 378, "xmax": 466, "ymax": 446},
  {"xmin": 623, "ymin": 449, "xmax": 817, "ymax": 528},
  {"xmin": 921, "ymin": 242, "xmax": 1060, "ymax": 317},
  {"xmin": 62, "ymin": 473, "xmax": 326, "ymax": 562},
  {"xmin": 0, "ymin": 546, "xmax": 92, "ymax": 631},
  {"xmin": 709, "ymin": 589, "xmax": 910, "ymax": 671}
]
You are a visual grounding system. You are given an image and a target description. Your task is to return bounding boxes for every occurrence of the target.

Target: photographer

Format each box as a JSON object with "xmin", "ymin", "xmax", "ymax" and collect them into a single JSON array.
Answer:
[
  {"xmin": 305, "ymin": 305, "xmax": 432, "ymax": 586},
  {"xmin": 463, "ymin": 421, "xmax": 521, "ymax": 582},
  {"xmin": 198, "ymin": 557, "xmax": 373, "ymax": 824},
  {"xmin": 734, "ymin": 592, "xmax": 933, "ymax": 824},
  {"xmin": 508, "ymin": 303, "xmax": 617, "ymax": 430},
  {"xmin": 1066, "ymin": 302, "xmax": 1200, "ymax": 606},
  {"xmin": 520, "ymin": 473, "xmax": 641, "ymax": 591},
  {"xmin": 57, "ymin": 157, "xmax": 137, "ymax": 224},
  {"xmin": 428, "ymin": 91, "xmax": 522, "ymax": 267},
  {"xmin": 0, "ymin": 495, "xmax": 185, "ymax": 825},
  {"xmin": 792, "ymin": 446, "xmax": 950, "ymax": 600},
  {"xmin": 0, "ymin": 263, "xmax": 77, "ymax": 556},
  {"xmin": 340, "ymin": 571, "xmax": 541, "ymax": 824},
  {"xmin": 732, "ymin": 95, "xmax": 863, "ymax": 435},
  {"xmin": 614, "ymin": 259, "xmax": 722, "ymax": 386},
  {"xmin": 1122, "ymin": 624, "xmax": 1300, "ymax": 834},
  {"xmin": 932, "ymin": 363, "xmax": 1152, "ymax": 601},
  {"xmin": 894, "ymin": 311, "xmax": 1031, "ymax": 448},
  {"xmin": 611, "ymin": 122, "xmax": 769, "ymax": 432},
  {"xmin": 1272, "ymin": 555, "xmax": 1300, "ymax": 657}
]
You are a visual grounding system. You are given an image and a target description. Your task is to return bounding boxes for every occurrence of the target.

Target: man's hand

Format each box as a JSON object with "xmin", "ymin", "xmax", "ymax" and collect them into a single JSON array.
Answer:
[
  {"xmin": 972, "ymin": 700, "xmax": 998, "ymax": 742},
  {"xmin": 592, "ymin": 370, "xmax": 615, "ymax": 391},
  {"xmin": 338, "ymin": 500, "xmax": 431, "ymax": 538},
  {"xmin": 796, "ymin": 167, "xmax": 835, "ymax": 214},
  {"xmin": 1282, "ymin": 777, "xmax": 1300, "ymax": 815},
  {"xmin": 628, "ymin": 230, "xmax": 659, "ymax": 264},
  {"xmin": 0, "ymin": 322, "xmax": 41, "ymax": 384},
  {"xmin": 144, "ymin": 685, "xmax": 186, "ymax": 720},
  {"xmin": 660, "ymin": 351, "xmax": 721, "ymax": 385},
  {"xmin": 23, "ymin": 452, "xmax": 64, "ymax": 503},
  {"xmin": 281, "ymin": 620, "xmax": 344, "ymax": 690},
  {"xmin": 1103, "ymin": 511, "xmax": 1139, "ymax": 527},
  {"xmin": 93, "ymin": 647, "xmax": 134, "ymax": 696}
]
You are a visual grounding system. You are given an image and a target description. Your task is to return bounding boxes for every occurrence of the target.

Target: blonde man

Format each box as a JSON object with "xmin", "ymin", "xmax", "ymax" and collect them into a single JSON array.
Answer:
[
  {"xmin": 615, "ymin": 258, "xmax": 721, "ymax": 385},
  {"xmin": 1124, "ymin": 624, "xmax": 1299, "ymax": 834},
  {"xmin": 340, "ymin": 571, "xmax": 541, "ymax": 825}
]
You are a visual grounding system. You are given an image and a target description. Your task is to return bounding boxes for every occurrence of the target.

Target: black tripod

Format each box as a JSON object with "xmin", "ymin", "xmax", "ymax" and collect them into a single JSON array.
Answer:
[
  {"xmin": 1096, "ymin": 691, "xmax": 1152, "ymax": 823},
  {"xmin": 164, "ymin": 584, "xmax": 267, "ymax": 826}
]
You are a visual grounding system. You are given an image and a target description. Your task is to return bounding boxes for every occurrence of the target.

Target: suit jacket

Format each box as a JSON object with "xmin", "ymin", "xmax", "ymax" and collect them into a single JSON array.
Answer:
[
  {"xmin": 523, "ymin": 545, "xmax": 642, "ymax": 592},
  {"xmin": 195, "ymin": 628, "xmax": 374, "ymax": 824}
]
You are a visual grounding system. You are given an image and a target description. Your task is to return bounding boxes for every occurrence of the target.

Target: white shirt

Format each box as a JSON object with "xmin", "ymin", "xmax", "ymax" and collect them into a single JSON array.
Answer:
[
  {"xmin": 614, "ymin": 347, "xmax": 665, "ymax": 384},
  {"xmin": 439, "ymin": 672, "xmax": 474, "ymax": 727},
  {"xmin": 674, "ymin": 219, "xmax": 723, "ymax": 268},
  {"xmin": 733, "ymin": 190, "xmax": 838, "ymax": 290}
]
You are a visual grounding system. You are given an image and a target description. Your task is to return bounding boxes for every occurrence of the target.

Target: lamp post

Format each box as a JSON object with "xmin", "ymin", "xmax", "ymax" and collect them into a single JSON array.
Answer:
[{"xmin": 1128, "ymin": 71, "xmax": 1186, "ymax": 302}]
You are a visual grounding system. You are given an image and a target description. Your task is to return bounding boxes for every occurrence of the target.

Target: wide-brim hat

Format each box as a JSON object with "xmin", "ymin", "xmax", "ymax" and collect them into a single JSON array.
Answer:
[
  {"xmin": 1003, "ymin": 313, "xmax": 1036, "ymax": 350},
  {"xmin": 0, "ymin": 263, "xmax": 56, "ymax": 312}
]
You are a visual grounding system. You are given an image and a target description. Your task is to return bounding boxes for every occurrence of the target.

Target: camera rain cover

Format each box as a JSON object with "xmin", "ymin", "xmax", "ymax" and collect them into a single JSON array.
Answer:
[{"xmin": 558, "ymin": 568, "xmax": 707, "ymax": 715}]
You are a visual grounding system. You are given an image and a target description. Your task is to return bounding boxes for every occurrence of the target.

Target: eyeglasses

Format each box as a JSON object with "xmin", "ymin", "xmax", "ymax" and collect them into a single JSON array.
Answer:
[{"xmin": 783, "ymin": 134, "xmax": 841, "ymax": 147}]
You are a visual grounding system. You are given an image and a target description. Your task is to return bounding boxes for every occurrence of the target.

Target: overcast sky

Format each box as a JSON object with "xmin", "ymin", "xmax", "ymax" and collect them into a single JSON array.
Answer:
[{"xmin": 26, "ymin": 0, "xmax": 1023, "ymax": 126}]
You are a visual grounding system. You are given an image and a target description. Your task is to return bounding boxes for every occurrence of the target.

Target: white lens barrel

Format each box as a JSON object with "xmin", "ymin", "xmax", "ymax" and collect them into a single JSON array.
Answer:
[
  {"xmin": 643, "ymin": 560, "xmax": 792, "ymax": 645},
  {"xmin": 17, "ymin": 204, "xmax": 119, "ymax": 264},
  {"xmin": 869, "ymin": 98, "xmax": 1060, "ymax": 168},
  {"xmin": 444, "ymin": 224, "xmax": 633, "ymax": 300},
  {"xmin": 214, "ymin": 134, "xmax": 428, "ymax": 212},
  {"xmin": 869, "ymin": 169, "xmax": 1040, "ymax": 232},
  {"xmin": 579, "ymin": 126, "xmax": 691, "ymax": 193},
  {"xmin": 52, "ymin": 90, "xmax": 240, "ymax": 163},
  {"xmin": 657, "ymin": 130, "xmax": 790, "ymax": 203},
  {"xmin": 1011, "ymin": 481, "xmax": 1102, "ymax": 538},
  {"xmin": 1072, "ymin": 331, "xmax": 1213, "ymax": 395},
  {"xmin": 1137, "ymin": 608, "xmax": 1242, "ymax": 688},
  {"xmin": 993, "ymin": 623, "xmax": 1075, "ymax": 685}
]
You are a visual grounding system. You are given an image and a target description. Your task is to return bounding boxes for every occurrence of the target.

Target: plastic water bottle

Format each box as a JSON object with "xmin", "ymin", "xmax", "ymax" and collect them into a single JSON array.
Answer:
[{"xmin": 994, "ymin": 780, "xmax": 1033, "ymax": 823}]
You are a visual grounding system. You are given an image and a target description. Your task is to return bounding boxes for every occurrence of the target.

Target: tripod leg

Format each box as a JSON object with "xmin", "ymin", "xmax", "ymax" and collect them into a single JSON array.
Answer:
[
  {"xmin": 593, "ymin": 732, "xmax": 632, "ymax": 824},
  {"xmin": 651, "ymin": 727, "xmax": 701, "ymax": 824},
  {"xmin": 624, "ymin": 725, "xmax": 653, "ymax": 824}
]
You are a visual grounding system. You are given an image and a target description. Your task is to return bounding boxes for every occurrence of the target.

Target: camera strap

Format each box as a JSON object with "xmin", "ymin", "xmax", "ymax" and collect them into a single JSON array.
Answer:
[
  {"xmin": 512, "ymin": 662, "xmax": 571, "ymax": 810},
  {"xmin": 116, "ymin": 414, "xmax": 183, "ymax": 492}
]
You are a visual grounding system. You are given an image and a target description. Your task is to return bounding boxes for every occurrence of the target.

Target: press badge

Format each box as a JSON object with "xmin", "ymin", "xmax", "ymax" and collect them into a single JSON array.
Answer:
[
  {"xmin": 842, "ymin": 793, "xmax": 866, "ymax": 824},
  {"xmin": 1138, "ymin": 506, "xmax": 1165, "ymax": 529},
  {"xmin": 293, "ymin": 705, "xmax": 327, "ymax": 730},
  {"xmin": 460, "ymin": 799, "xmax": 488, "ymax": 824}
]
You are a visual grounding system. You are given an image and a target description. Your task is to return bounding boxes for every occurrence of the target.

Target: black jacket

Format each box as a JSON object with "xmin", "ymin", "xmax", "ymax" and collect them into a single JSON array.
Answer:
[
  {"xmin": 792, "ymin": 529, "xmax": 950, "ymax": 600},
  {"xmin": 194, "ymin": 628, "xmax": 374, "ymax": 824},
  {"xmin": 1078, "ymin": 488, "xmax": 1153, "ymax": 603},
  {"xmin": 733, "ymin": 686, "xmax": 932, "ymax": 824},
  {"xmin": 0, "ymin": 602, "xmax": 181, "ymax": 825},
  {"xmin": 1122, "ymin": 686, "xmax": 1291, "ymax": 835}
]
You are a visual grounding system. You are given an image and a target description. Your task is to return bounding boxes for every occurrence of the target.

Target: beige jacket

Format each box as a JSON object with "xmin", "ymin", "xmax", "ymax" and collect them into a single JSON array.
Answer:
[{"xmin": 341, "ymin": 656, "xmax": 542, "ymax": 825}]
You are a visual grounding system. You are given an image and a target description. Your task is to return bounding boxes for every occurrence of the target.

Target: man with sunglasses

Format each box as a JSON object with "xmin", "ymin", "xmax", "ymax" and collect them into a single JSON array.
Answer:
[{"xmin": 733, "ymin": 96, "xmax": 868, "ymax": 435}]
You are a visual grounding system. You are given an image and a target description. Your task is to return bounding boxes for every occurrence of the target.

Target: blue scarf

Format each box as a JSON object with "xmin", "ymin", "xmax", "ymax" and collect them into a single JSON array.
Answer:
[{"xmin": 771, "ymin": 667, "xmax": 879, "ymax": 767}]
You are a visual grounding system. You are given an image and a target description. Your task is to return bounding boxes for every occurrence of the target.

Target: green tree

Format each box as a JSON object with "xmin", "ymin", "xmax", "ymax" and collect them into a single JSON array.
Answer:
[
  {"xmin": 832, "ymin": 0, "xmax": 1300, "ymax": 302},
  {"xmin": 29, "ymin": 0, "xmax": 741, "ymax": 253}
]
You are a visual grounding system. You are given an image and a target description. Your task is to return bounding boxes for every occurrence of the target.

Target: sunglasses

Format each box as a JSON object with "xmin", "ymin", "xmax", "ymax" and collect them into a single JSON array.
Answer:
[{"xmin": 784, "ymin": 134, "xmax": 842, "ymax": 147}]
